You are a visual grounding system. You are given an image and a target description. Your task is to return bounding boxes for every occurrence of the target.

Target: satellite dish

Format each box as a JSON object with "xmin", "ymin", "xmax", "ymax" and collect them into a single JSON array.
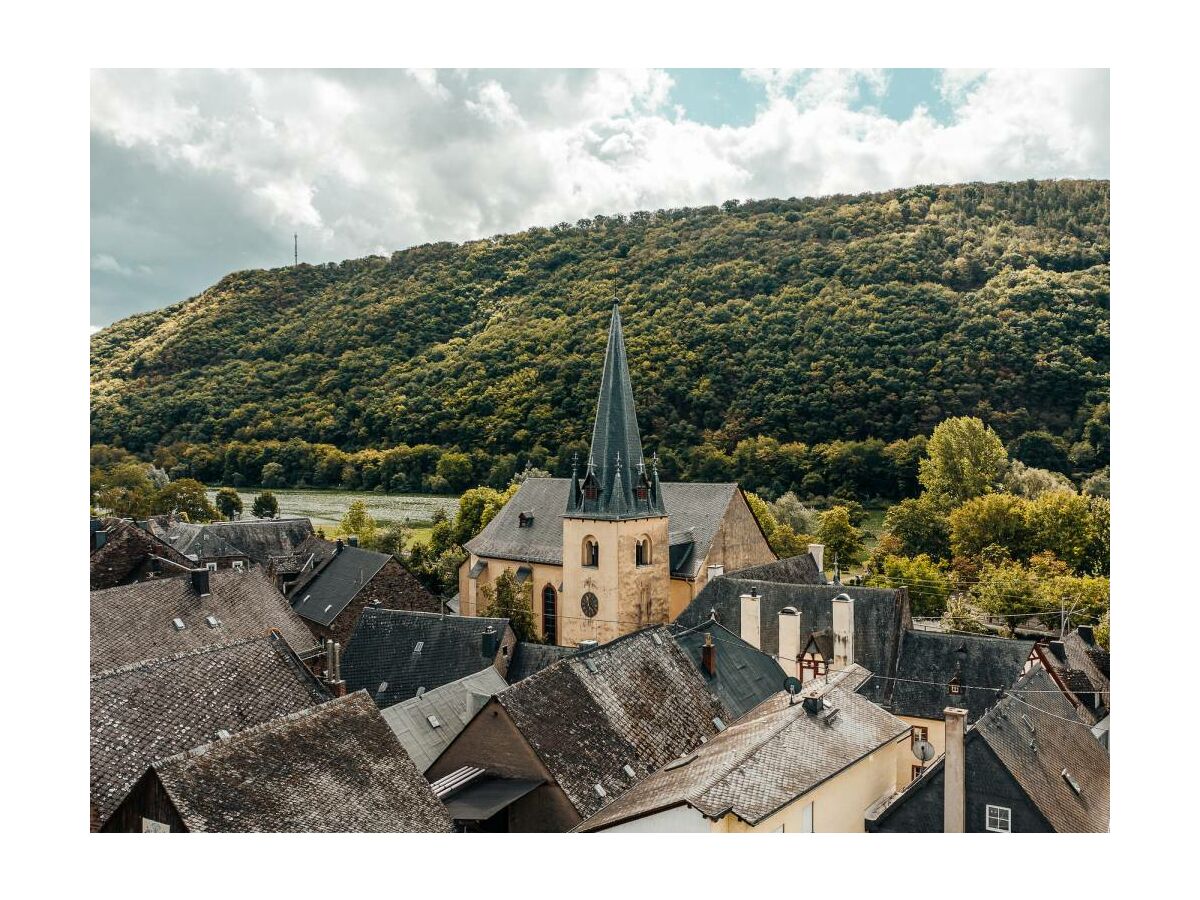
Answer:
[
  {"xmin": 912, "ymin": 739, "xmax": 935, "ymax": 762},
  {"xmin": 784, "ymin": 676, "xmax": 803, "ymax": 696}
]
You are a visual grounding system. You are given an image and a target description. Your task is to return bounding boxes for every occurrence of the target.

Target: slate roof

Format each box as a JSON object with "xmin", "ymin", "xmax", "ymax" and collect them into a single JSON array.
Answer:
[
  {"xmin": 1039, "ymin": 627, "xmax": 1110, "ymax": 724},
  {"xmin": 149, "ymin": 691, "xmax": 454, "ymax": 832},
  {"xmin": 290, "ymin": 545, "xmax": 392, "ymax": 626},
  {"xmin": 882, "ymin": 630, "xmax": 1035, "ymax": 723},
  {"xmin": 341, "ymin": 608, "xmax": 513, "ymax": 707},
  {"xmin": 381, "ymin": 667, "xmax": 509, "ymax": 772},
  {"xmin": 576, "ymin": 665, "xmax": 908, "ymax": 831},
  {"xmin": 90, "ymin": 567, "xmax": 317, "ymax": 673},
  {"xmin": 668, "ymin": 619, "xmax": 788, "ymax": 721},
  {"xmin": 150, "ymin": 517, "xmax": 315, "ymax": 564},
  {"xmin": 506, "ymin": 641, "xmax": 577, "ymax": 683},
  {"xmin": 495, "ymin": 626, "xmax": 729, "ymax": 820},
  {"xmin": 674, "ymin": 576, "xmax": 908, "ymax": 706},
  {"xmin": 90, "ymin": 635, "xmax": 329, "ymax": 826},
  {"xmin": 974, "ymin": 666, "xmax": 1109, "ymax": 832},
  {"xmin": 90, "ymin": 519, "xmax": 195, "ymax": 589},
  {"xmin": 730, "ymin": 552, "xmax": 824, "ymax": 585},
  {"xmin": 464, "ymin": 477, "xmax": 739, "ymax": 578}
]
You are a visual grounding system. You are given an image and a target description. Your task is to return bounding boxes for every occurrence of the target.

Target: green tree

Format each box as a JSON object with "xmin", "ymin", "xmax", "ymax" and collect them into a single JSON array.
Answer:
[
  {"xmin": 816, "ymin": 506, "xmax": 865, "ymax": 566},
  {"xmin": 214, "ymin": 486, "xmax": 243, "ymax": 520},
  {"xmin": 767, "ymin": 491, "xmax": 819, "ymax": 534},
  {"xmin": 1024, "ymin": 490, "xmax": 1097, "ymax": 572},
  {"xmin": 882, "ymin": 496, "xmax": 951, "ymax": 560},
  {"xmin": 340, "ymin": 499, "xmax": 378, "ymax": 545},
  {"xmin": 867, "ymin": 554, "xmax": 951, "ymax": 618},
  {"xmin": 435, "ymin": 452, "xmax": 474, "ymax": 493},
  {"xmin": 949, "ymin": 493, "xmax": 1030, "ymax": 561},
  {"xmin": 746, "ymin": 491, "xmax": 814, "ymax": 559},
  {"xmin": 371, "ymin": 521, "xmax": 412, "ymax": 558},
  {"xmin": 260, "ymin": 461, "xmax": 286, "ymax": 488},
  {"xmin": 1004, "ymin": 460, "xmax": 1075, "ymax": 499},
  {"xmin": 251, "ymin": 490, "xmax": 279, "ymax": 519},
  {"xmin": 153, "ymin": 478, "xmax": 219, "ymax": 522},
  {"xmin": 92, "ymin": 462, "xmax": 158, "ymax": 518},
  {"xmin": 480, "ymin": 569, "xmax": 539, "ymax": 643},
  {"xmin": 918, "ymin": 417, "xmax": 1008, "ymax": 506}
]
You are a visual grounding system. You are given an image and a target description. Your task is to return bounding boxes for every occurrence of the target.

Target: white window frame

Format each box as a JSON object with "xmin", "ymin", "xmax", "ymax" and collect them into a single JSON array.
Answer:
[
  {"xmin": 206, "ymin": 562, "xmax": 218, "ymax": 572},
  {"xmin": 232, "ymin": 560, "xmax": 245, "ymax": 571},
  {"xmin": 985, "ymin": 804, "xmax": 1011, "ymax": 832}
]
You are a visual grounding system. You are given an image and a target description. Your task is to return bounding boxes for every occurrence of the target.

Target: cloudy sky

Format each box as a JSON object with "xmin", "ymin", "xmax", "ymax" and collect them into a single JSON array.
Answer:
[{"xmin": 90, "ymin": 68, "xmax": 1109, "ymax": 327}]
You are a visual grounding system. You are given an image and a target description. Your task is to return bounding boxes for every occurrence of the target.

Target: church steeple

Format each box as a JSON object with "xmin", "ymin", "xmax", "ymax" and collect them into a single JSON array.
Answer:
[{"xmin": 567, "ymin": 304, "xmax": 666, "ymax": 520}]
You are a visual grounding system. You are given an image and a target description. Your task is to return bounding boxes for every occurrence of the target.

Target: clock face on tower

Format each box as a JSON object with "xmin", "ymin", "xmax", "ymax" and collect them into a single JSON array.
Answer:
[{"xmin": 581, "ymin": 592, "xmax": 599, "ymax": 618}]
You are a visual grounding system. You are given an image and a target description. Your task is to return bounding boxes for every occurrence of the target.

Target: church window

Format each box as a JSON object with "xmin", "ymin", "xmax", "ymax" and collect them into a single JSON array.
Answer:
[
  {"xmin": 581, "ymin": 592, "xmax": 599, "ymax": 618},
  {"xmin": 582, "ymin": 537, "xmax": 599, "ymax": 567},
  {"xmin": 542, "ymin": 584, "xmax": 558, "ymax": 645},
  {"xmin": 635, "ymin": 536, "xmax": 652, "ymax": 567}
]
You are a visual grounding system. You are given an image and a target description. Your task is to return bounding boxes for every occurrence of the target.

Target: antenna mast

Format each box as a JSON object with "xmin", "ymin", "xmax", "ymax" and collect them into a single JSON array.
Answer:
[{"xmin": 293, "ymin": 233, "xmax": 298, "ymax": 266}]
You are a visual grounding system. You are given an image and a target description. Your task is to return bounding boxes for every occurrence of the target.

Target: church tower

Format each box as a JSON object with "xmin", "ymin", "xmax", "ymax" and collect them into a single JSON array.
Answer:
[{"xmin": 561, "ymin": 304, "xmax": 671, "ymax": 646}]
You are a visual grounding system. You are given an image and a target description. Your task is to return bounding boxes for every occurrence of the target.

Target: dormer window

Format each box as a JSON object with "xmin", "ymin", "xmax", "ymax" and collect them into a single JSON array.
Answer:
[
  {"xmin": 206, "ymin": 562, "xmax": 218, "ymax": 572},
  {"xmin": 518, "ymin": 511, "xmax": 534, "ymax": 528}
]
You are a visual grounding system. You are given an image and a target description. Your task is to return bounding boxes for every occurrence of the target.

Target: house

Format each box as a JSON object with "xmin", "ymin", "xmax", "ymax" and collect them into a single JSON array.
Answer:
[
  {"xmin": 340, "ymin": 607, "xmax": 516, "ymax": 707},
  {"xmin": 1031, "ymin": 625, "xmax": 1110, "ymax": 737},
  {"xmin": 380, "ymin": 667, "xmax": 509, "ymax": 772},
  {"xmin": 90, "ymin": 635, "xmax": 330, "ymax": 829},
  {"xmin": 575, "ymin": 665, "xmax": 911, "ymax": 832},
  {"xmin": 287, "ymin": 538, "xmax": 440, "ymax": 647},
  {"xmin": 866, "ymin": 666, "xmax": 1109, "ymax": 832},
  {"xmin": 459, "ymin": 306, "xmax": 777, "ymax": 646},
  {"xmin": 90, "ymin": 518, "xmax": 198, "ymax": 589},
  {"xmin": 147, "ymin": 515, "xmax": 315, "ymax": 570},
  {"xmin": 883, "ymin": 630, "xmax": 1036, "ymax": 786},
  {"xmin": 668, "ymin": 618, "xmax": 788, "ymax": 720},
  {"xmin": 505, "ymin": 642, "xmax": 577, "ymax": 683},
  {"xmin": 104, "ymin": 692, "xmax": 453, "ymax": 832},
  {"xmin": 90, "ymin": 567, "xmax": 317, "ymax": 673},
  {"xmin": 425, "ymin": 626, "xmax": 728, "ymax": 832}
]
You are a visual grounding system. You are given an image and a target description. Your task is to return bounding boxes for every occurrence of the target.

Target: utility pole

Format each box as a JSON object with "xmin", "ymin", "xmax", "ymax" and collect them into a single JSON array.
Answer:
[{"xmin": 294, "ymin": 233, "xmax": 298, "ymax": 266}]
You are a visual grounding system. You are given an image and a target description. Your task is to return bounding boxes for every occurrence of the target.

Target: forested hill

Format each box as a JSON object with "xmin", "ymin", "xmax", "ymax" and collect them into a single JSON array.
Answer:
[{"xmin": 91, "ymin": 179, "xmax": 1109, "ymax": 494}]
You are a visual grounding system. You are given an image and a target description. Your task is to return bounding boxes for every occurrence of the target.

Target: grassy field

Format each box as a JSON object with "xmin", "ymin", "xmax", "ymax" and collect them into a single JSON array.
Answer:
[{"xmin": 205, "ymin": 488, "xmax": 459, "ymax": 542}]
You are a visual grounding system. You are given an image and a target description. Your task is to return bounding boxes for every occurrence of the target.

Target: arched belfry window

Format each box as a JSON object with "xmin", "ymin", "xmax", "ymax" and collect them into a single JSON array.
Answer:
[
  {"xmin": 583, "ymin": 536, "xmax": 599, "ymax": 567},
  {"xmin": 635, "ymin": 536, "xmax": 652, "ymax": 567}
]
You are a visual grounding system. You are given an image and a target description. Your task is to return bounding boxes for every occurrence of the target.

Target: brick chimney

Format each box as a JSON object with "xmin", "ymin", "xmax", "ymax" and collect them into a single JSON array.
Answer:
[
  {"xmin": 944, "ymin": 707, "xmax": 968, "ymax": 833},
  {"xmin": 831, "ymin": 593, "xmax": 855, "ymax": 670},
  {"xmin": 701, "ymin": 632, "xmax": 717, "ymax": 677},
  {"xmin": 190, "ymin": 568, "xmax": 211, "ymax": 597},
  {"xmin": 778, "ymin": 606, "xmax": 801, "ymax": 678},
  {"xmin": 739, "ymin": 588, "xmax": 761, "ymax": 650},
  {"xmin": 808, "ymin": 543, "xmax": 825, "ymax": 574},
  {"xmin": 348, "ymin": 535, "xmax": 359, "ymax": 547},
  {"xmin": 335, "ymin": 539, "xmax": 344, "ymax": 554},
  {"xmin": 323, "ymin": 639, "xmax": 346, "ymax": 697}
]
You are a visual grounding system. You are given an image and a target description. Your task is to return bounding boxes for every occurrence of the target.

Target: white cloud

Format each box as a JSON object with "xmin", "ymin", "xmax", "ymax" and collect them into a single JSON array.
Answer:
[{"xmin": 91, "ymin": 68, "xmax": 1108, "ymax": 323}]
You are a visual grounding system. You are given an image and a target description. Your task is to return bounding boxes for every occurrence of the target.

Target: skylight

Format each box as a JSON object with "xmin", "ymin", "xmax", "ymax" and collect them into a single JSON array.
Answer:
[{"xmin": 172, "ymin": 618, "xmax": 185, "ymax": 631}]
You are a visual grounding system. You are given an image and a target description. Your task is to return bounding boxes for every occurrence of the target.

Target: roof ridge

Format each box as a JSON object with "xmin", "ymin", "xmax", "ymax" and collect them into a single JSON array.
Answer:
[{"xmin": 89, "ymin": 636, "xmax": 269, "ymax": 680}]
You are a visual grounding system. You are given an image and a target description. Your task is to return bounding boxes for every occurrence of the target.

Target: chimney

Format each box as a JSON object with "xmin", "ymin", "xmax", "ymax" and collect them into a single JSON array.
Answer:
[
  {"xmin": 943, "ymin": 707, "xmax": 968, "ymax": 833},
  {"xmin": 347, "ymin": 535, "xmax": 359, "ymax": 547},
  {"xmin": 335, "ymin": 539, "xmax": 344, "ymax": 554},
  {"xmin": 808, "ymin": 543, "xmax": 825, "ymax": 574},
  {"xmin": 831, "ymin": 593, "xmax": 855, "ymax": 670},
  {"xmin": 739, "ymin": 588, "xmax": 761, "ymax": 650},
  {"xmin": 324, "ymin": 639, "xmax": 346, "ymax": 697},
  {"xmin": 482, "ymin": 625, "xmax": 499, "ymax": 659},
  {"xmin": 94, "ymin": 530, "xmax": 108, "ymax": 550},
  {"xmin": 801, "ymin": 688, "xmax": 824, "ymax": 715},
  {"xmin": 190, "ymin": 568, "xmax": 211, "ymax": 597},
  {"xmin": 1047, "ymin": 640, "xmax": 1066, "ymax": 662},
  {"xmin": 1076, "ymin": 624, "xmax": 1094, "ymax": 644},
  {"xmin": 701, "ymin": 632, "xmax": 717, "ymax": 677},
  {"xmin": 777, "ymin": 607, "xmax": 801, "ymax": 678}
]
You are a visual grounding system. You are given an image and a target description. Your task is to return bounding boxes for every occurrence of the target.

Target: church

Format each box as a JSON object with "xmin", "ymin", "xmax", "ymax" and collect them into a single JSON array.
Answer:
[{"xmin": 459, "ymin": 305, "xmax": 777, "ymax": 647}]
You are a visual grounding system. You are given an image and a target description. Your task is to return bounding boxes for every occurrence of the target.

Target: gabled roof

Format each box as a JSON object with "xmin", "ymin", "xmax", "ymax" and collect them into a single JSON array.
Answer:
[
  {"xmin": 149, "ymin": 692, "xmax": 453, "ymax": 832},
  {"xmin": 90, "ymin": 567, "xmax": 317, "ymax": 673},
  {"xmin": 674, "ymin": 576, "xmax": 908, "ymax": 706},
  {"xmin": 576, "ymin": 666, "xmax": 908, "ymax": 831},
  {"xmin": 151, "ymin": 517, "xmax": 315, "ymax": 564},
  {"xmin": 381, "ymin": 667, "xmax": 509, "ymax": 772},
  {"xmin": 883, "ymin": 630, "xmax": 1036, "ymax": 723},
  {"xmin": 1039, "ymin": 627, "xmax": 1110, "ymax": 724},
  {"xmin": 668, "ymin": 619, "xmax": 787, "ymax": 721},
  {"xmin": 90, "ymin": 519, "xmax": 195, "ymax": 589},
  {"xmin": 506, "ymin": 641, "xmax": 577, "ymax": 683},
  {"xmin": 290, "ymin": 545, "xmax": 392, "ymax": 626},
  {"xmin": 90, "ymin": 635, "xmax": 329, "ymax": 826},
  {"xmin": 730, "ymin": 552, "xmax": 824, "ymax": 585},
  {"xmin": 341, "ymin": 608, "xmax": 512, "ymax": 707},
  {"xmin": 464, "ymin": 477, "xmax": 740, "ymax": 577},
  {"xmin": 973, "ymin": 666, "xmax": 1109, "ymax": 832},
  {"xmin": 494, "ymin": 626, "xmax": 729, "ymax": 820}
]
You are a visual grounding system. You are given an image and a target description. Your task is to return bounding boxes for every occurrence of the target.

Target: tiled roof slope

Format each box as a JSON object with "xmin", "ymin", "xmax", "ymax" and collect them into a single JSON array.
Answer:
[
  {"xmin": 151, "ymin": 692, "xmax": 454, "ymax": 832},
  {"xmin": 669, "ymin": 619, "xmax": 787, "ymax": 721},
  {"xmin": 729, "ymin": 552, "xmax": 824, "ymax": 585},
  {"xmin": 341, "ymin": 608, "xmax": 513, "ymax": 707},
  {"xmin": 91, "ymin": 519, "xmax": 195, "ymax": 589},
  {"xmin": 90, "ymin": 567, "xmax": 317, "ymax": 673},
  {"xmin": 506, "ymin": 641, "xmax": 577, "ymax": 683},
  {"xmin": 674, "ymin": 576, "xmax": 908, "ymax": 705},
  {"xmin": 496, "ymin": 626, "xmax": 728, "ymax": 820},
  {"xmin": 381, "ymin": 667, "xmax": 509, "ymax": 772},
  {"xmin": 464, "ymin": 477, "xmax": 738, "ymax": 577},
  {"xmin": 90, "ymin": 636, "xmax": 329, "ymax": 826},
  {"xmin": 576, "ymin": 665, "xmax": 908, "ymax": 830},
  {"xmin": 975, "ymin": 666, "xmax": 1109, "ymax": 832},
  {"xmin": 151, "ymin": 517, "xmax": 315, "ymax": 564},
  {"xmin": 885, "ymin": 630, "xmax": 1035, "ymax": 723},
  {"xmin": 1040, "ymin": 627, "xmax": 1110, "ymax": 724},
  {"xmin": 290, "ymin": 545, "xmax": 392, "ymax": 626}
]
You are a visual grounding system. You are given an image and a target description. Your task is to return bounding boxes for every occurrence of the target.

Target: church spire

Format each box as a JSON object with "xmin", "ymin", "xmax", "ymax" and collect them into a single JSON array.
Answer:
[{"xmin": 567, "ymin": 303, "xmax": 667, "ymax": 519}]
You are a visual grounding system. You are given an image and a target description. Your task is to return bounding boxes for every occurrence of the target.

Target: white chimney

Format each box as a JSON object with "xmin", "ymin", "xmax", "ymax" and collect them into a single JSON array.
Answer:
[
  {"xmin": 777, "ymin": 607, "xmax": 801, "ymax": 678},
  {"xmin": 944, "ymin": 707, "xmax": 968, "ymax": 833},
  {"xmin": 739, "ymin": 589, "xmax": 761, "ymax": 650},
  {"xmin": 831, "ymin": 593, "xmax": 855, "ymax": 670},
  {"xmin": 808, "ymin": 543, "xmax": 825, "ymax": 574}
]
